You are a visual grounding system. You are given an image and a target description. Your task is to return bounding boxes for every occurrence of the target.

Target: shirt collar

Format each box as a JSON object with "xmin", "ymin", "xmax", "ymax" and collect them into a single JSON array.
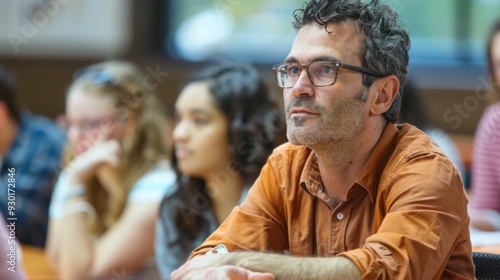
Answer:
[
  {"xmin": 299, "ymin": 123, "xmax": 399, "ymax": 203},
  {"xmin": 299, "ymin": 150, "xmax": 322, "ymax": 197},
  {"xmin": 354, "ymin": 123, "xmax": 399, "ymax": 202}
]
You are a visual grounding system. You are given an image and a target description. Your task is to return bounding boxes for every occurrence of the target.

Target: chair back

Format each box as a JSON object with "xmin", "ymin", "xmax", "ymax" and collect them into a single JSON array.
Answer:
[{"xmin": 472, "ymin": 252, "xmax": 500, "ymax": 280}]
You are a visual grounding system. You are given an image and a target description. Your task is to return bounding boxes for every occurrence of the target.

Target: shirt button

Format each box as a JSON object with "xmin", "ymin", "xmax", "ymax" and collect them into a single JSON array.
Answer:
[{"xmin": 337, "ymin": 212, "xmax": 344, "ymax": 220}]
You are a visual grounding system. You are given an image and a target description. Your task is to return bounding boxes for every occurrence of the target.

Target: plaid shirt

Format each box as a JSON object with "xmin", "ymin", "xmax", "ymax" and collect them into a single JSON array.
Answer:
[{"xmin": 0, "ymin": 112, "xmax": 65, "ymax": 247}]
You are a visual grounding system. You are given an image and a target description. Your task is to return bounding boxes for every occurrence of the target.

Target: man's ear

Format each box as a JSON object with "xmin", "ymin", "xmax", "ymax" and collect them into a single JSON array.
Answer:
[{"xmin": 369, "ymin": 75, "xmax": 400, "ymax": 116}]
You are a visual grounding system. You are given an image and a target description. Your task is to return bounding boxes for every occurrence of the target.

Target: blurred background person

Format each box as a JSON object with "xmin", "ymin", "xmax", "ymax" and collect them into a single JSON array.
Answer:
[
  {"xmin": 469, "ymin": 18, "xmax": 500, "ymax": 233},
  {"xmin": 0, "ymin": 65, "xmax": 65, "ymax": 248},
  {"xmin": 155, "ymin": 63, "xmax": 283, "ymax": 278},
  {"xmin": 399, "ymin": 80, "xmax": 466, "ymax": 185},
  {"xmin": 45, "ymin": 61, "xmax": 176, "ymax": 279}
]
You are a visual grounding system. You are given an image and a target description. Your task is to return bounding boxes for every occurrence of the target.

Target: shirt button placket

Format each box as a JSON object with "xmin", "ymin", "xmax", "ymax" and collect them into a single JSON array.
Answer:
[{"xmin": 337, "ymin": 212, "xmax": 344, "ymax": 220}]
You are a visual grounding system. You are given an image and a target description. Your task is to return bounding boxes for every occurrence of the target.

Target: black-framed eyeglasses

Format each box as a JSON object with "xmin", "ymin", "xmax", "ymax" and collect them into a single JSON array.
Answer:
[{"xmin": 272, "ymin": 61, "xmax": 381, "ymax": 88}]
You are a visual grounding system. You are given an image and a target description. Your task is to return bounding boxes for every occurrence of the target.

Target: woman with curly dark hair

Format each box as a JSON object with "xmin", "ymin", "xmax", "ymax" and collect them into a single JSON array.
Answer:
[{"xmin": 155, "ymin": 63, "xmax": 283, "ymax": 277}]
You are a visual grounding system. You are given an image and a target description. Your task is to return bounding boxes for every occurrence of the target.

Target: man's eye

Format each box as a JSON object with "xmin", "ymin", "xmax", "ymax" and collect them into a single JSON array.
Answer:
[
  {"xmin": 194, "ymin": 118, "xmax": 207, "ymax": 125},
  {"xmin": 322, "ymin": 66, "xmax": 335, "ymax": 74},
  {"xmin": 288, "ymin": 66, "xmax": 300, "ymax": 75}
]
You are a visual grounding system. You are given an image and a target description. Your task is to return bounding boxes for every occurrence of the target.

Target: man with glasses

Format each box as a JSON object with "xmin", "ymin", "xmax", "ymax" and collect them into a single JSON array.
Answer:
[{"xmin": 171, "ymin": 0, "xmax": 474, "ymax": 279}]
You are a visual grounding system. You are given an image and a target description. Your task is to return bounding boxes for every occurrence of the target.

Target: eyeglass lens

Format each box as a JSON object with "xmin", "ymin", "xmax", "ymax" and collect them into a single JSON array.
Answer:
[{"xmin": 275, "ymin": 61, "xmax": 338, "ymax": 88}]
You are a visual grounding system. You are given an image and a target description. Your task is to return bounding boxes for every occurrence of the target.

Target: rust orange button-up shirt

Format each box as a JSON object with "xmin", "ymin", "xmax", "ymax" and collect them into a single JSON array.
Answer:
[{"xmin": 191, "ymin": 124, "xmax": 474, "ymax": 279}]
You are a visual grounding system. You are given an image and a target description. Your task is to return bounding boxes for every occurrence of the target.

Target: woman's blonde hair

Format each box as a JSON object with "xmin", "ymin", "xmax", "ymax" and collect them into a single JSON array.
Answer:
[{"xmin": 64, "ymin": 60, "xmax": 169, "ymax": 234}]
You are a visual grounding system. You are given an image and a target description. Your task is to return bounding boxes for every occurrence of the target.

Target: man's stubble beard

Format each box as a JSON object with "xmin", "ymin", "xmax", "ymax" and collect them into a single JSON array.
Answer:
[{"xmin": 286, "ymin": 90, "xmax": 369, "ymax": 147}]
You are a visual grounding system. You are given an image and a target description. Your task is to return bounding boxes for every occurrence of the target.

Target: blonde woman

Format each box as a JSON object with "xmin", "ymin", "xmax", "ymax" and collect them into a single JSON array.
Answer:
[{"xmin": 45, "ymin": 61, "xmax": 175, "ymax": 279}]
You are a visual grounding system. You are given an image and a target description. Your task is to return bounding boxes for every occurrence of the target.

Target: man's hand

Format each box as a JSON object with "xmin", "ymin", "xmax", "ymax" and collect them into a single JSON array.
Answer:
[{"xmin": 171, "ymin": 255, "xmax": 275, "ymax": 280}]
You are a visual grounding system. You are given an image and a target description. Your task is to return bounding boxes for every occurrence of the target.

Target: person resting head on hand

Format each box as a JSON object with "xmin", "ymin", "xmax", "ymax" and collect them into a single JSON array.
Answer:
[{"xmin": 45, "ymin": 60, "xmax": 176, "ymax": 279}]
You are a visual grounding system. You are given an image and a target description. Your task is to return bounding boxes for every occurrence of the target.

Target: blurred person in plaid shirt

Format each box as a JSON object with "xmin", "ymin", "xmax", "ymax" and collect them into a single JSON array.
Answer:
[{"xmin": 0, "ymin": 65, "xmax": 65, "ymax": 248}]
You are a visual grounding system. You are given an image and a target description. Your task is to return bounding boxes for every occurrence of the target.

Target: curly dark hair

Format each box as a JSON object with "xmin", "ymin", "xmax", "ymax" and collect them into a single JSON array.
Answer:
[
  {"xmin": 168, "ymin": 63, "xmax": 282, "ymax": 243},
  {"xmin": 293, "ymin": 0, "xmax": 410, "ymax": 122}
]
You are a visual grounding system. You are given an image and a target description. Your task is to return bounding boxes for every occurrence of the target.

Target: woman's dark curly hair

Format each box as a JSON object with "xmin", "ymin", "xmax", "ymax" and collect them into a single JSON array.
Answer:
[
  {"xmin": 169, "ymin": 63, "xmax": 282, "ymax": 241},
  {"xmin": 293, "ymin": 0, "xmax": 410, "ymax": 123}
]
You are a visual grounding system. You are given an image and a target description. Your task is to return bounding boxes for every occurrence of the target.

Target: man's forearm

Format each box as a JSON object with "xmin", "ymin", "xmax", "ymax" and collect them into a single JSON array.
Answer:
[{"xmin": 222, "ymin": 251, "xmax": 361, "ymax": 280}]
